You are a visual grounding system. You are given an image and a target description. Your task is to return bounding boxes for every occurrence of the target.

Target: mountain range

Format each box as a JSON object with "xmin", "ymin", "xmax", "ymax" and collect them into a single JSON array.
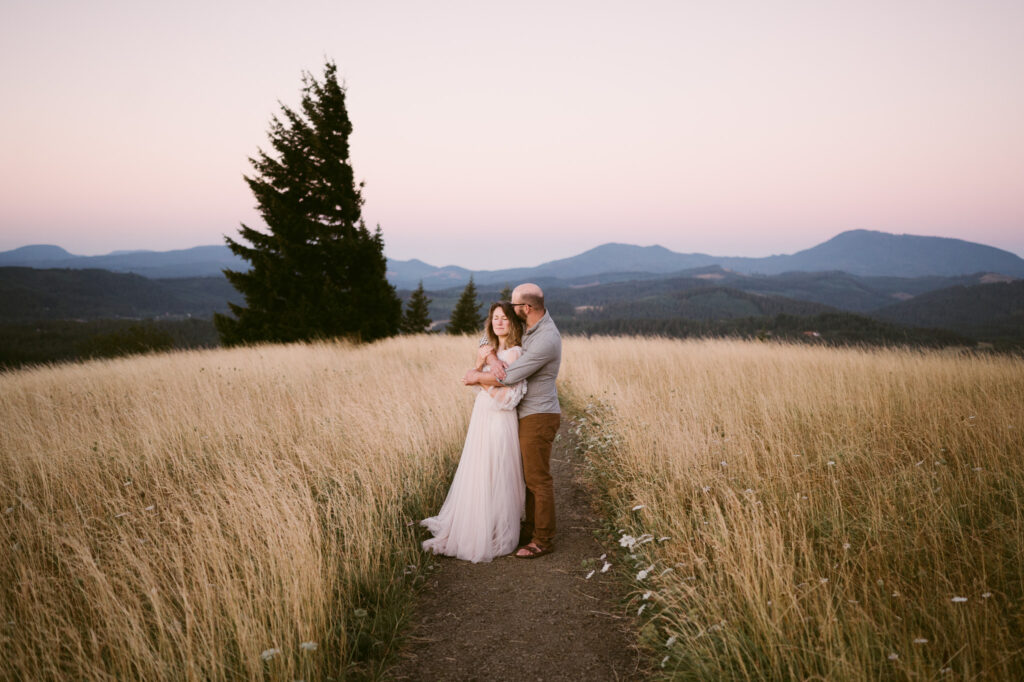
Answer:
[{"xmin": 3, "ymin": 229, "xmax": 1023, "ymax": 286}]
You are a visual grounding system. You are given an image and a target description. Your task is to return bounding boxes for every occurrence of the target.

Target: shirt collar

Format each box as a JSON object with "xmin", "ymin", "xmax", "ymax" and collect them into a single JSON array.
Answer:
[{"xmin": 526, "ymin": 310, "xmax": 550, "ymax": 336}]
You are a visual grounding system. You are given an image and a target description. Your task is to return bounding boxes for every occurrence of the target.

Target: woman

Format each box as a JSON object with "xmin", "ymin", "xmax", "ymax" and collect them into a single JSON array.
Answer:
[{"xmin": 421, "ymin": 301, "xmax": 527, "ymax": 563}]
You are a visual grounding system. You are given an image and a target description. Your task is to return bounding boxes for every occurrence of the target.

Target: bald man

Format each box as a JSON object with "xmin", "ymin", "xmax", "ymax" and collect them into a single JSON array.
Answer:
[{"xmin": 462, "ymin": 283, "xmax": 562, "ymax": 558}]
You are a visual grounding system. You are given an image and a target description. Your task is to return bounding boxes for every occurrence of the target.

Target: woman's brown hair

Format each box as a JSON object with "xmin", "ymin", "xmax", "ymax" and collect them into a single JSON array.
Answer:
[{"xmin": 485, "ymin": 301, "xmax": 523, "ymax": 350}]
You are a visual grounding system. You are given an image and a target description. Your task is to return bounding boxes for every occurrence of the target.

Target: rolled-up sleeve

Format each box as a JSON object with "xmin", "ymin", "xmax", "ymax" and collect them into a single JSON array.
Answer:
[{"xmin": 500, "ymin": 335, "xmax": 558, "ymax": 385}]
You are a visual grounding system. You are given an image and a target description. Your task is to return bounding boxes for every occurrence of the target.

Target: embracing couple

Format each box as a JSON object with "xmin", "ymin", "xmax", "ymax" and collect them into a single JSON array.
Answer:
[{"xmin": 421, "ymin": 283, "xmax": 562, "ymax": 563}]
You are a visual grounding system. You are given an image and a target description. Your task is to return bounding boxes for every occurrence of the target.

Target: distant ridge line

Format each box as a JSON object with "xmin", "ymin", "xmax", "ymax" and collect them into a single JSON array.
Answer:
[{"xmin": 2, "ymin": 229, "xmax": 1022, "ymax": 285}]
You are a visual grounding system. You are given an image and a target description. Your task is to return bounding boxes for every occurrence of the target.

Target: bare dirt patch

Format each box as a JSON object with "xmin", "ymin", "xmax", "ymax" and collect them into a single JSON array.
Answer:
[{"xmin": 386, "ymin": 420, "xmax": 645, "ymax": 681}]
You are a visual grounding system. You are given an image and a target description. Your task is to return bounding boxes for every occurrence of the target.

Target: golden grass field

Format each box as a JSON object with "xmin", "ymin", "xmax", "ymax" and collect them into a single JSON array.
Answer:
[
  {"xmin": 0, "ymin": 336, "xmax": 475, "ymax": 681},
  {"xmin": 562, "ymin": 337, "xmax": 1024, "ymax": 680},
  {"xmin": 2, "ymin": 334, "xmax": 1022, "ymax": 680}
]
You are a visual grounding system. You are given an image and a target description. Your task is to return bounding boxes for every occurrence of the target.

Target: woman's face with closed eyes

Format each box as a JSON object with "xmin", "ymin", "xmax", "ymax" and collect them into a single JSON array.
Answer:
[{"xmin": 491, "ymin": 308, "xmax": 511, "ymax": 338}]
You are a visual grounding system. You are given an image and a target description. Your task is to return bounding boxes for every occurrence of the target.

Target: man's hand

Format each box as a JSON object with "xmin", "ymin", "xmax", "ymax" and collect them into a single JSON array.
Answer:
[
  {"xmin": 463, "ymin": 367, "xmax": 502, "ymax": 387},
  {"xmin": 488, "ymin": 351, "xmax": 508, "ymax": 381}
]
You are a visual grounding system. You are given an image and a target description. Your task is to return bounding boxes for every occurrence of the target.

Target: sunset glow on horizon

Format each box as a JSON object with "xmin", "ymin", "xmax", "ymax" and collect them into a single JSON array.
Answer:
[{"xmin": 1, "ymin": 1, "xmax": 1022, "ymax": 269}]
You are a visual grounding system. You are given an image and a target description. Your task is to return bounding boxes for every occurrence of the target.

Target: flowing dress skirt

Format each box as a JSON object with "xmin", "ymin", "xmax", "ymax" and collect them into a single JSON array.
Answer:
[{"xmin": 421, "ymin": 390, "xmax": 525, "ymax": 563}]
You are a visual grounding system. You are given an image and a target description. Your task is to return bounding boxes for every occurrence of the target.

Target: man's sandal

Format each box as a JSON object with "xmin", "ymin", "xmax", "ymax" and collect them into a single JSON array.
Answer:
[{"xmin": 514, "ymin": 542, "xmax": 552, "ymax": 559}]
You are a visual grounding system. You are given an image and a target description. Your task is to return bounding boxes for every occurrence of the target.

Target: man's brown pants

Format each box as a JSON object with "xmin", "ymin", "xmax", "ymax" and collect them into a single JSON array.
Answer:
[{"xmin": 518, "ymin": 412, "xmax": 561, "ymax": 548}]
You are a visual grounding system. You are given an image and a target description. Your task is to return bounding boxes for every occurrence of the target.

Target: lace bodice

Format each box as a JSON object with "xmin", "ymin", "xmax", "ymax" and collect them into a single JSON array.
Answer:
[{"xmin": 479, "ymin": 346, "xmax": 527, "ymax": 411}]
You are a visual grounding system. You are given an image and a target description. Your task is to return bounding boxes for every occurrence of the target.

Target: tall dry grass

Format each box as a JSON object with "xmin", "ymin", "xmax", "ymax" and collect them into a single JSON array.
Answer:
[
  {"xmin": 562, "ymin": 337, "xmax": 1024, "ymax": 680},
  {"xmin": 0, "ymin": 335, "xmax": 474, "ymax": 681}
]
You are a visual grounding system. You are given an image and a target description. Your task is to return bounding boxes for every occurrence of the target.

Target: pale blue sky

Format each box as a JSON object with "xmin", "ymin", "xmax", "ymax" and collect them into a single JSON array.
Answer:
[{"xmin": 1, "ymin": 0, "xmax": 1022, "ymax": 268}]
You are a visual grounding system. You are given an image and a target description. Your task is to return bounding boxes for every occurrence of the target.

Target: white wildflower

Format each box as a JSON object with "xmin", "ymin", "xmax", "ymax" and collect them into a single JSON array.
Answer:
[
  {"xmin": 888, "ymin": 653, "xmax": 899, "ymax": 660},
  {"xmin": 300, "ymin": 641, "xmax": 317, "ymax": 651},
  {"xmin": 744, "ymin": 488, "xmax": 754, "ymax": 495},
  {"xmin": 144, "ymin": 505, "xmax": 155, "ymax": 511},
  {"xmin": 599, "ymin": 553, "xmax": 606, "ymax": 560},
  {"xmin": 666, "ymin": 635, "xmax": 677, "ymax": 647},
  {"xmin": 632, "ymin": 504, "xmax": 645, "ymax": 511},
  {"xmin": 973, "ymin": 467, "xmax": 984, "ymax": 472},
  {"xmin": 114, "ymin": 512, "xmax": 128, "ymax": 518},
  {"xmin": 637, "ymin": 604, "xmax": 647, "ymax": 616},
  {"xmin": 827, "ymin": 461, "xmax": 836, "ymax": 467},
  {"xmin": 642, "ymin": 591, "xmax": 652, "ymax": 600},
  {"xmin": 819, "ymin": 578, "xmax": 828, "ymax": 584},
  {"xmin": 660, "ymin": 655, "xmax": 670, "ymax": 668},
  {"xmin": 657, "ymin": 536, "xmax": 670, "ymax": 542},
  {"xmin": 913, "ymin": 638, "xmax": 928, "ymax": 644},
  {"xmin": 892, "ymin": 591, "xmax": 901, "ymax": 597},
  {"xmin": 585, "ymin": 570, "xmax": 595, "ymax": 580},
  {"xmin": 842, "ymin": 542, "xmax": 851, "ymax": 550},
  {"xmin": 702, "ymin": 486, "xmax": 711, "ymax": 493},
  {"xmin": 981, "ymin": 592, "xmax": 992, "ymax": 599},
  {"xmin": 260, "ymin": 648, "xmax": 281, "ymax": 661},
  {"xmin": 619, "ymin": 535, "xmax": 636, "ymax": 550},
  {"xmin": 601, "ymin": 561, "xmax": 611, "ymax": 574},
  {"xmin": 940, "ymin": 668, "xmax": 952, "ymax": 674},
  {"xmin": 637, "ymin": 565, "xmax": 654, "ymax": 581},
  {"xmin": 720, "ymin": 461, "xmax": 727, "ymax": 467},
  {"xmin": 915, "ymin": 460, "xmax": 924, "ymax": 466},
  {"xmin": 4, "ymin": 506, "xmax": 14, "ymax": 514},
  {"xmin": 951, "ymin": 596, "xmax": 967, "ymax": 603}
]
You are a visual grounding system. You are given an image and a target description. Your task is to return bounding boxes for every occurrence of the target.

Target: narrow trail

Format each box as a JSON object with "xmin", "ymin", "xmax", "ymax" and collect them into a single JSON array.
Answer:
[{"xmin": 386, "ymin": 420, "xmax": 645, "ymax": 681}]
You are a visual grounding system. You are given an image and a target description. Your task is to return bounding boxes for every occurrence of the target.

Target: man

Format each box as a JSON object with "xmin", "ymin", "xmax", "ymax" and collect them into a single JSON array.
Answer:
[{"xmin": 463, "ymin": 283, "xmax": 562, "ymax": 558}]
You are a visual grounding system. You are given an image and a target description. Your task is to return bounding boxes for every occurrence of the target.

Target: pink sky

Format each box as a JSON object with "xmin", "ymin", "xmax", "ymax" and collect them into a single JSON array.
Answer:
[{"xmin": 1, "ymin": 1, "xmax": 1022, "ymax": 269}]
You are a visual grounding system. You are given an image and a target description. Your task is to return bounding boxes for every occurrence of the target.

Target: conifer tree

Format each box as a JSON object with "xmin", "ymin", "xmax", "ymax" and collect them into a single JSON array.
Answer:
[
  {"xmin": 499, "ymin": 285, "xmax": 512, "ymax": 302},
  {"xmin": 215, "ymin": 61, "xmax": 401, "ymax": 345},
  {"xmin": 401, "ymin": 281, "xmax": 432, "ymax": 334},
  {"xmin": 447, "ymin": 277, "xmax": 484, "ymax": 334}
]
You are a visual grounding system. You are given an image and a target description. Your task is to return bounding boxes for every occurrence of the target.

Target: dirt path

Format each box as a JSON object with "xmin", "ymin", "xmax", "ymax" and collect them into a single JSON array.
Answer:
[{"xmin": 386, "ymin": 419, "xmax": 645, "ymax": 681}]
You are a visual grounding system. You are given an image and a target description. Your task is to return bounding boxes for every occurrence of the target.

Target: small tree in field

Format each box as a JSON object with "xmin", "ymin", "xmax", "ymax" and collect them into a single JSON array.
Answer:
[
  {"xmin": 499, "ymin": 285, "xmax": 512, "ymax": 302},
  {"xmin": 215, "ymin": 61, "xmax": 401, "ymax": 345},
  {"xmin": 401, "ymin": 281, "xmax": 432, "ymax": 333},
  {"xmin": 447, "ymin": 277, "xmax": 484, "ymax": 334}
]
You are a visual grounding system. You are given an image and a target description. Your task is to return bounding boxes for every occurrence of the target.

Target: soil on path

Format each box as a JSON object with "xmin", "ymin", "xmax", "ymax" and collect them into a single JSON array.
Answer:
[{"xmin": 386, "ymin": 420, "xmax": 645, "ymax": 681}]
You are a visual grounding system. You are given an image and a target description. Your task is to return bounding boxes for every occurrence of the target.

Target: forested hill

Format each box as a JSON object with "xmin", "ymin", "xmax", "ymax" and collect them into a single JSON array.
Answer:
[
  {"xmin": 871, "ymin": 280, "xmax": 1024, "ymax": 339},
  {"xmin": 0, "ymin": 267, "xmax": 240, "ymax": 322}
]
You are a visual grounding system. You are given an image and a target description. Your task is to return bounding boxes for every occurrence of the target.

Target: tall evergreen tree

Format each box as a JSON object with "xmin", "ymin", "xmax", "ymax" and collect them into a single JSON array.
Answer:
[
  {"xmin": 401, "ymin": 281, "xmax": 432, "ymax": 334},
  {"xmin": 499, "ymin": 285, "xmax": 513, "ymax": 302},
  {"xmin": 215, "ymin": 61, "xmax": 401, "ymax": 345},
  {"xmin": 447, "ymin": 277, "xmax": 484, "ymax": 334}
]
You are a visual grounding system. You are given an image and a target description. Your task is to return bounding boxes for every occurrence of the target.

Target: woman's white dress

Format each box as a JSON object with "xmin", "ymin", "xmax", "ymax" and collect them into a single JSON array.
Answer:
[{"xmin": 421, "ymin": 346, "xmax": 527, "ymax": 563}]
